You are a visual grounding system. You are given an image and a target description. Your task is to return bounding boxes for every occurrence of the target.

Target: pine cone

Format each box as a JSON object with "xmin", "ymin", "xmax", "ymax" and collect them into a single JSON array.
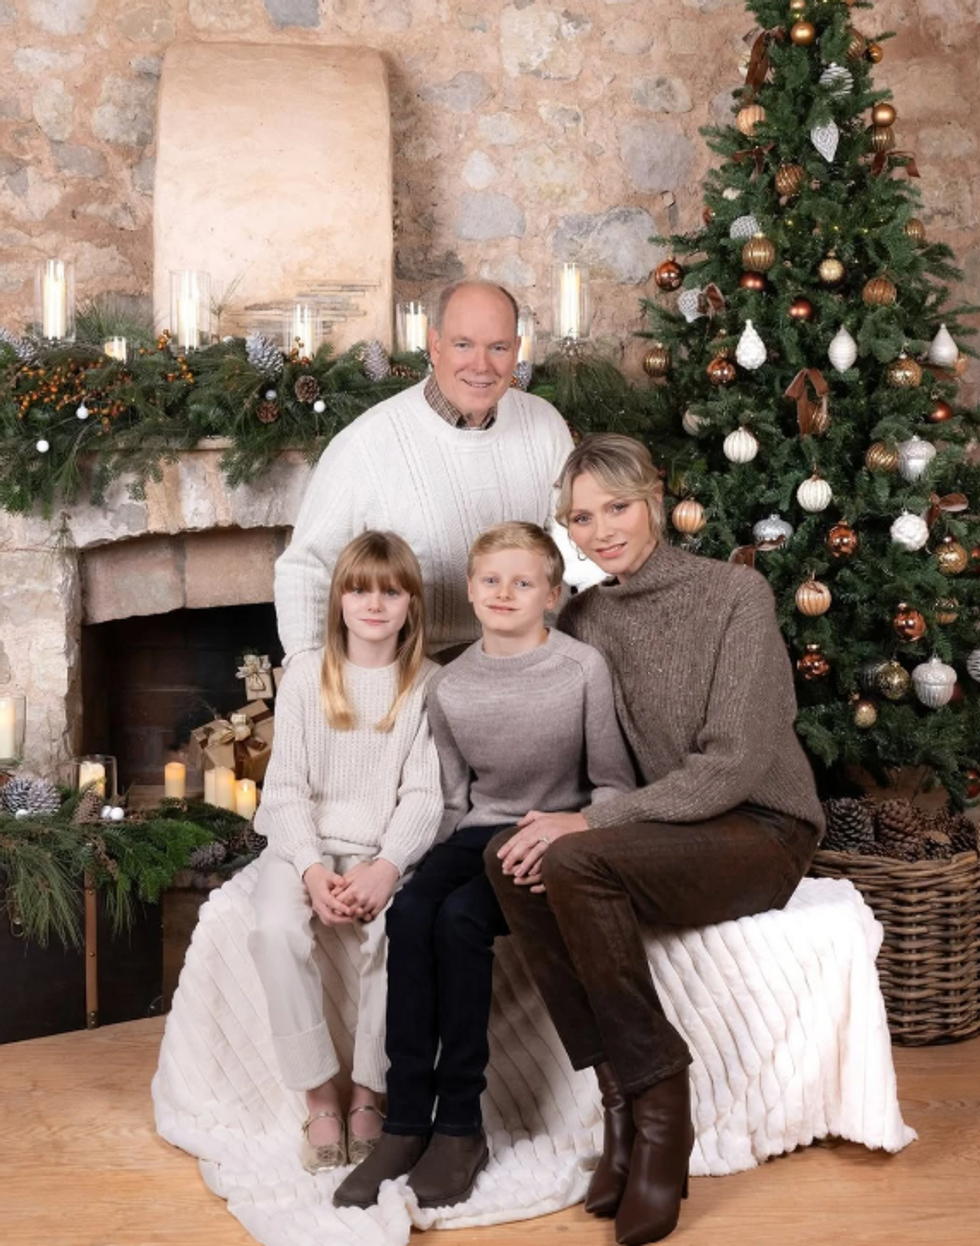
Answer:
[
  {"xmin": 932, "ymin": 809, "xmax": 978, "ymax": 856},
  {"xmin": 245, "ymin": 331, "xmax": 284, "ymax": 378},
  {"xmin": 186, "ymin": 840, "xmax": 228, "ymax": 871},
  {"xmin": 0, "ymin": 325, "xmax": 38, "ymax": 363},
  {"xmin": 2, "ymin": 774, "xmax": 61, "ymax": 817},
  {"xmin": 226, "ymin": 825, "xmax": 267, "ymax": 858},
  {"xmin": 875, "ymin": 798, "xmax": 926, "ymax": 862},
  {"xmin": 256, "ymin": 399, "xmax": 280, "ymax": 425},
  {"xmin": 72, "ymin": 787, "xmax": 105, "ymax": 826},
  {"xmin": 294, "ymin": 373, "xmax": 320, "ymax": 403},
  {"xmin": 822, "ymin": 797, "xmax": 876, "ymax": 853},
  {"xmin": 363, "ymin": 339, "xmax": 391, "ymax": 382},
  {"xmin": 921, "ymin": 826, "xmax": 953, "ymax": 861}
]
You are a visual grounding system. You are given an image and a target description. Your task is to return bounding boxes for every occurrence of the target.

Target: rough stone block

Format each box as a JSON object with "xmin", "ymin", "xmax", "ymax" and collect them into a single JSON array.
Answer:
[
  {"xmin": 82, "ymin": 537, "xmax": 185, "ymax": 623},
  {"xmin": 455, "ymin": 191, "xmax": 526, "ymax": 240},
  {"xmin": 184, "ymin": 529, "xmax": 278, "ymax": 609}
]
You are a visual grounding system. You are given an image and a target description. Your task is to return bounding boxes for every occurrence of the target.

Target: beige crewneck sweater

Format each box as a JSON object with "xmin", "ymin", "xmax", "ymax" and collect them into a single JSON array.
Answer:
[
  {"xmin": 254, "ymin": 651, "xmax": 443, "ymax": 879},
  {"xmin": 559, "ymin": 542, "xmax": 825, "ymax": 835}
]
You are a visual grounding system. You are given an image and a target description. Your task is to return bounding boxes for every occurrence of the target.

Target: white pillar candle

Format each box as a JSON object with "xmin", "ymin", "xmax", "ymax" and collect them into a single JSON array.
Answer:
[
  {"xmin": 176, "ymin": 271, "xmax": 200, "ymax": 350},
  {"xmin": 517, "ymin": 314, "xmax": 535, "ymax": 364},
  {"xmin": 212, "ymin": 766, "xmax": 236, "ymax": 812},
  {"xmin": 103, "ymin": 337, "xmax": 127, "ymax": 362},
  {"xmin": 42, "ymin": 260, "xmax": 67, "ymax": 340},
  {"xmin": 558, "ymin": 264, "xmax": 581, "ymax": 340},
  {"xmin": 0, "ymin": 698, "xmax": 15, "ymax": 760},
  {"xmin": 235, "ymin": 779, "xmax": 257, "ymax": 820},
  {"xmin": 203, "ymin": 768, "xmax": 217, "ymax": 806},
  {"xmin": 78, "ymin": 760, "xmax": 106, "ymax": 797},
  {"xmin": 290, "ymin": 304, "xmax": 317, "ymax": 356},
  {"xmin": 164, "ymin": 761, "xmax": 186, "ymax": 799}
]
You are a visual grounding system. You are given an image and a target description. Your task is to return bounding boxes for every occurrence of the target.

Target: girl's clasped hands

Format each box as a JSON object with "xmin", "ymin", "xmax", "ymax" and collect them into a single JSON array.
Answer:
[{"xmin": 303, "ymin": 859, "xmax": 400, "ymax": 924}]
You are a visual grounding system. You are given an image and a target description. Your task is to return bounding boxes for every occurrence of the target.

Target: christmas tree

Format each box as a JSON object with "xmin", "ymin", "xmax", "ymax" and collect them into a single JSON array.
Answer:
[{"xmin": 641, "ymin": 0, "xmax": 980, "ymax": 806}]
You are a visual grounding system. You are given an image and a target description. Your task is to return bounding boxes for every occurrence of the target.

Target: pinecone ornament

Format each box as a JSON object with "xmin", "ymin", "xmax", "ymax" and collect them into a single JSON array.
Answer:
[
  {"xmin": 514, "ymin": 360, "xmax": 533, "ymax": 391},
  {"xmin": 875, "ymin": 799, "xmax": 926, "ymax": 861},
  {"xmin": 72, "ymin": 787, "xmax": 105, "ymax": 826},
  {"xmin": 822, "ymin": 797, "xmax": 876, "ymax": 853},
  {"xmin": 245, "ymin": 331, "xmax": 284, "ymax": 378},
  {"xmin": 2, "ymin": 773, "xmax": 61, "ymax": 817},
  {"xmin": 256, "ymin": 399, "xmax": 280, "ymax": 425},
  {"xmin": 0, "ymin": 325, "xmax": 38, "ymax": 363},
  {"xmin": 187, "ymin": 840, "xmax": 228, "ymax": 871},
  {"xmin": 294, "ymin": 373, "xmax": 320, "ymax": 403},
  {"xmin": 227, "ymin": 824, "xmax": 267, "ymax": 858},
  {"xmin": 363, "ymin": 340, "xmax": 391, "ymax": 382}
]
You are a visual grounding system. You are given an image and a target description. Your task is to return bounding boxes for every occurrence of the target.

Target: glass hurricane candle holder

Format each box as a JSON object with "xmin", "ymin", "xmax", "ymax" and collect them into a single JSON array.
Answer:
[
  {"xmin": 395, "ymin": 299, "xmax": 429, "ymax": 354},
  {"xmin": 35, "ymin": 259, "xmax": 75, "ymax": 344},
  {"xmin": 103, "ymin": 336, "xmax": 128, "ymax": 363},
  {"xmin": 72, "ymin": 754, "xmax": 117, "ymax": 803},
  {"xmin": 284, "ymin": 301, "xmax": 322, "ymax": 358},
  {"xmin": 552, "ymin": 262, "xmax": 591, "ymax": 343},
  {"xmin": 517, "ymin": 306, "xmax": 536, "ymax": 365},
  {"xmin": 0, "ymin": 691, "xmax": 26, "ymax": 768},
  {"xmin": 169, "ymin": 270, "xmax": 211, "ymax": 351}
]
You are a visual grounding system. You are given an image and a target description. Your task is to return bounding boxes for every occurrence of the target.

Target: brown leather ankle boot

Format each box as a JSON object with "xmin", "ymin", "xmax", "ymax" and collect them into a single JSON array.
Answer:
[
  {"xmin": 584, "ymin": 1061, "xmax": 635, "ymax": 1217},
  {"xmin": 614, "ymin": 1069, "xmax": 694, "ymax": 1246}
]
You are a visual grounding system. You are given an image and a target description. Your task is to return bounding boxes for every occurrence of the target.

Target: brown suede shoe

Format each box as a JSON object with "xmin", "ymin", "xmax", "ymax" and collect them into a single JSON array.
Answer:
[
  {"xmin": 332, "ymin": 1132, "xmax": 428, "ymax": 1209},
  {"xmin": 407, "ymin": 1130, "xmax": 489, "ymax": 1209},
  {"xmin": 585, "ymin": 1061, "xmax": 635, "ymax": 1217}
]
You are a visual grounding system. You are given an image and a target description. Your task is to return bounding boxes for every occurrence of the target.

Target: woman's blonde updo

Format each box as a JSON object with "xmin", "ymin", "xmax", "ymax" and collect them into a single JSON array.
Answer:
[{"xmin": 554, "ymin": 433, "xmax": 664, "ymax": 535}]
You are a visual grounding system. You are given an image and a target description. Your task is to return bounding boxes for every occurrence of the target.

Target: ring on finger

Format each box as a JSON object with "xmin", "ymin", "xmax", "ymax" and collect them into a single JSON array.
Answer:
[{"xmin": 536, "ymin": 835, "xmax": 551, "ymax": 846}]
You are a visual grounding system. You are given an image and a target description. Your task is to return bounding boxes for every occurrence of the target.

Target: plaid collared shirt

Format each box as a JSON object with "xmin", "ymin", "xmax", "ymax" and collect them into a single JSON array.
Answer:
[{"xmin": 424, "ymin": 375, "xmax": 497, "ymax": 430}]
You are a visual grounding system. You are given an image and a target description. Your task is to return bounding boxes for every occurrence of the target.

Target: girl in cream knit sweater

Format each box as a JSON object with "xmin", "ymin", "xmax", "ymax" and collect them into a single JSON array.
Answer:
[{"xmin": 249, "ymin": 532, "xmax": 443, "ymax": 1175}]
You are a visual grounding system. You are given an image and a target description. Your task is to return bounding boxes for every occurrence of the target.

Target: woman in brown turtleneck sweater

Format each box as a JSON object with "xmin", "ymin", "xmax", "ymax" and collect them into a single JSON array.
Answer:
[{"xmin": 485, "ymin": 433, "xmax": 824, "ymax": 1246}]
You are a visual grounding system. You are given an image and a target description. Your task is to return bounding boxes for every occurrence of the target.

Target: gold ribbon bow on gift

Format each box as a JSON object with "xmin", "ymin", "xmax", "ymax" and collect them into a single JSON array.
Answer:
[
  {"xmin": 200, "ymin": 718, "xmax": 237, "ymax": 749},
  {"xmin": 236, "ymin": 654, "xmax": 272, "ymax": 694}
]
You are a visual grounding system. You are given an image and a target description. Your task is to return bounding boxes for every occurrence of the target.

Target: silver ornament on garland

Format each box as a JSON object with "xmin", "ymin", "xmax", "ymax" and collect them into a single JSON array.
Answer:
[
  {"xmin": 514, "ymin": 360, "xmax": 533, "ymax": 391},
  {"xmin": 2, "ymin": 774, "xmax": 61, "ymax": 817},
  {"xmin": 753, "ymin": 513, "xmax": 793, "ymax": 545},
  {"xmin": 677, "ymin": 288, "xmax": 704, "ymax": 324},
  {"xmin": 363, "ymin": 340, "xmax": 391, "ymax": 382},
  {"xmin": 0, "ymin": 325, "xmax": 39, "ymax": 363},
  {"xmin": 890, "ymin": 511, "xmax": 929, "ymax": 551},
  {"xmin": 911, "ymin": 656, "xmax": 957, "ymax": 709},
  {"xmin": 819, "ymin": 63, "xmax": 854, "ymax": 95},
  {"xmin": 729, "ymin": 214, "xmax": 762, "ymax": 240},
  {"xmin": 810, "ymin": 119, "xmax": 840, "ymax": 162},
  {"xmin": 897, "ymin": 435, "xmax": 937, "ymax": 482},
  {"xmin": 245, "ymin": 331, "xmax": 285, "ymax": 378}
]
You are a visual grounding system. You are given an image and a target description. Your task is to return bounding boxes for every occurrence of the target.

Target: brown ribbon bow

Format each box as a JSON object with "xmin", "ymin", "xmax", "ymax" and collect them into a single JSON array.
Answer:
[
  {"xmin": 744, "ymin": 28, "xmax": 783, "ymax": 94},
  {"xmin": 871, "ymin": 150, "xmax": 920, "ymax": 178},
  {"xmin": 785, "ymin": 368, "xmax": 830, "ymax": 428},
  {"xmin": 733, "ymin": 143, "xmax": 774, "ymax": 178},
  {"xmin": 698, "ymin": 283, "xmax": 727, "ymax": 317},
  {"xmin": 926, "ymin": 492, "xmax": 968, "ymax": 530},
  {"xmin": 232, "ymin": 707, "xmax": 273, "ymax": 772}
]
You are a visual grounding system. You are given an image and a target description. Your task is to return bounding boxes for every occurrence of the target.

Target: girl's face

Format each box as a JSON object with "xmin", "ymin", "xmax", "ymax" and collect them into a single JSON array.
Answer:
[
  {"xmin": 566, "ymin": 471, "xmax": 657, "ymax": 581},
  {"xmin": 341, "ymin": 580, "xmax": 412, "ymax": 657}
]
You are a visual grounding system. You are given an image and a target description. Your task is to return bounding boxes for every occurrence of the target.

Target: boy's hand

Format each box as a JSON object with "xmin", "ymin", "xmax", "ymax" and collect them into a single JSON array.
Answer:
[
  {"xmin": 333, "ymin": 859, "xmax": 400, "ymax": 921},
  {"xmin": 303, "ymin": 862, "xmax": 356, "ymax": 925},
  {"xmin": 498, "ymin": 811, "xmax": 589, "ymax": 884}
]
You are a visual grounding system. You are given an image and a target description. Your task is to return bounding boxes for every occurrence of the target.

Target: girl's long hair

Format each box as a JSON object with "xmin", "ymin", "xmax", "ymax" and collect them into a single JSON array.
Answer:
[{"xmin": 320, "ymin": 531, "xmax": 426, "ymax": 732}]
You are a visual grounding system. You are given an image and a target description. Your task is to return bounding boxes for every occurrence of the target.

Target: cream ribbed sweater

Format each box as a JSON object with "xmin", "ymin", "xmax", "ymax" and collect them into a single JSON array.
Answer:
[
  {"xmin": 559, "ymin": 542, "xmax": 825, "ymax": 834},
  {"xmin": 254, "ymin": 652, "xmax": 443, "ymax": 879},
  {"xmin": 274, "ymin": 381, "xmax": 580, "ymax": 658}
]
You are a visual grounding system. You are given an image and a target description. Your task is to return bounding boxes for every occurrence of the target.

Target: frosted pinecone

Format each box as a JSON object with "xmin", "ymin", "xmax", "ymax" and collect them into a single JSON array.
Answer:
[
  {"xmin": 0, "ymin": 325, "xmax": 38, "ymax": 363},
  {"xmin": 187, "ymin": 840, "xmax": 228, "ymax": 871},
  {"xmin": 822, "ymin": 797, "xmax": 876, "ymax": 853},
  {"xmin": 2, "ymin": 773, "xmax": 61, "ymax": 817},
  {"xmin": 363, "ymin": 339, "xmax": 391, "ymax": 382},
  {"xmin": 245, "ymin": 331, "xmax": 284, "ymax": 377},
  {"xmin": 514, "ymin": 360, "xmax": 533, "ymax": 391}
]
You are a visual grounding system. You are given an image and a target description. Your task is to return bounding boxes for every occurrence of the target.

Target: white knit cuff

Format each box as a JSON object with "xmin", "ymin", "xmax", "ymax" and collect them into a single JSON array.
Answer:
[
  {"xmin": 272, "ymin": 1020, "xmax": 339, "ymax": 1091},
  {"xmin": 290, "ymin": 846, "xmax": 324, "ymax": 881},
  {"xmin": 352, "ymin": 1030, "xmax": 388, "ymax": 1095}
]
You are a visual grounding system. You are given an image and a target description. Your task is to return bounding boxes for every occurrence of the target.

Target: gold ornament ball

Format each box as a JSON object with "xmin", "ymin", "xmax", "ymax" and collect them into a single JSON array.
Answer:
[
  {"xmin": 929, "ymin": 399, "xmax": 953, "ymax": 424},
  {"xmin": 877, "ymin": 660, "xmax": 911, "ymax": 701},
  {"xmin": 788, "ymin": 297, "xmax": 815, "ymax": 321},
  {"xmin": 742, "ymin": 234, "xmax": 776, "ymax": 271},
  {"xmin": 886, "ymin": 354, "xmax": 923, "ymax": 389},
  {"xmin": 797, "ymin": 643, "xmax": 831, "ymax": 681},
  {"xmin": 819, "ymin": 254, "xmax": 845, "ymax": 285},
  {"xmin": 806, "ymin": 398, "xmax": 831, "ymax": 435},
  {"xmin": 654, "ymin": 258, "xmax": 684, "ymax": 292},
  {"xmin": 739, "ymin": 271, "xmax": 767, "ymax": 292},
  {"xmin": 795, "ymin": 578, "xmax": 832, "ymax": 616},
  {"xmin": 862, "ymin": 275, "xmax": 898, "ymax": 306},
  {"xmin": 707, "ymin": 355, "xmax": 737, "ymax": 386},
  {"xmin": 935, "ymin": 598, "xmax": 959, "ymax": 625},
  {"xmin": 904, "ymin": 217, "xmax": 925, "ymax": 243},
  {"xmin": 847, "ymin": 28, "xmax": 868, "ymax": 61},
  {"xmin": 789, "ymin": 0, "xmax": 807, "ymax": 12},
  {"xmin": 827, "ymin": 521, "xmax": 859, "ymax": 558},
  {"xmin": 671, "ymin": 498, "xmax": 707, "ymax": 535},
  {"xmin": 735, "ymin": 104, "xmax": 767, "ymax": 137},
  {"xmin": 867, "ymin": 42, "xmax": 884, "ymax": 63},
  {"xmin": 865, "ymin": 441, "xmax": 899, "ymax": 472},
  {"xmin": 643, "ymin": 343, "xmax": 671, "ymax": 378},
  {"xmin": 937, "ymin": 536, "xmax": 969, "ymax": 576},
  {"xmin": 870, "ymin": 124, "xmax": 896, "ymax": 154},
  {"xmin": 872, "ymin": 102, "xmax": 896, "ymax": 128},
  {"xmin": 853, "ymin": 698, "xmax": 878, "ymax": 729},
  {"xmin": 774, "ymin": 163, "xmax": 806, "ymax": 196},
  {"xmin": 790, "ymin": 20, "xmax": 817, "ymax": 45},
  {"xmin": 893, "ymin": 602, "xmax": 927, "ymax": 642}
]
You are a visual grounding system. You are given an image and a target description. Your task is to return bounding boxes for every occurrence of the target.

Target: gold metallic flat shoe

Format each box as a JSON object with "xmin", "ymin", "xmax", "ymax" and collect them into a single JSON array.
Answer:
[
  {"xmin": 300, "ymin": 1109, "xmax": 346, "ymax": 1173},
  {"xmin": 347, "ymin": 1103, "xmax": 386, "ymax": 1166}
]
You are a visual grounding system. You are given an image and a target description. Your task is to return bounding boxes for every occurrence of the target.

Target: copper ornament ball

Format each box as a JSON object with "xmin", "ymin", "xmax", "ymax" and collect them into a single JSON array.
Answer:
[
  {"xmin": 643, "ymin": 343, "xmax": 671, "ymax": 378},
  {"xmin": 847, "ymin": 28, "xmax": 868, "ymax": 60},
  {"xmin": 703, "ymin": 205, "xmax": 715, "ymax": 225},
  {"xmin": 966, "ymin": 768, "xmax": 980, "ymax": 800},
  {"xmin": 741, "ymin": 234, "xmax": 776, "ymax": 271},
  {"xmin": 788, "ymin": 297, "xmax": 815, "ymax": 321},
  {"xmin": 774, "ymin": 163, "xmax": 806, "ymax": 196},
  {"xmin": 867, "ymin": 42, "xmax": 884, "ymax": 64},
  {"xmin": 818, "ymin": 254, "xmax": 845, "ymax": 285},
  {"xmin": 790, "ymin": 20, "xmax": 817, "ymax": 45},
  {"xmin": 707, "ymin": 355, "xmax": 737, "ymax": 386},
  {"xmin": 872, "ymin": 102, "xmax": 896, "ymax": 128},
  {"xmin": 862, "ymin": 275, "xmax": 898, "ymax": 307},
  {"xmin": 739, "ymin": 271, "xmax": 767, "ymax": 292},
  {"xmin": 797, "ymin": 643, "xmax": 831, "ymax": 681},
  {"xmin": 892, "ymin": 603, "xmax": 926, "ymax": 642},
  {"xmin": 795, "ymin": 578, "xmax": 832, "ymax": 616},
  {"xmin": 929, "ymin": 398, "xmax": 953, "ymax": 424},
  {"xmin": 853, "ymin": 698, "xmax": 878, "ymax": 729},
  {"xmin": 869, "ymin": 124, "xmax": 896, "ymax": 154},
  {"xmin": 654, "ymin": 258, "xmax": 684, "ymax": 292},
  {"xmin": 827, "ymin": 521, "xmax": 859, "ymax": 558},
  {"xmin": 736, "ymin": 104, "xmax": 767, "ymax": 137},
  {"xmin": 671, "ymin": 498, "xmax": 707, "ymax": 535}
]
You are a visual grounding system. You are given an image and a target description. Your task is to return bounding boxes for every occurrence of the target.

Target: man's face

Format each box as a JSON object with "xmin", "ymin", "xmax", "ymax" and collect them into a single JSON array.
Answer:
[{"xmin": 428, "ymin": 286, "xmax": 519, "ymax": 424}]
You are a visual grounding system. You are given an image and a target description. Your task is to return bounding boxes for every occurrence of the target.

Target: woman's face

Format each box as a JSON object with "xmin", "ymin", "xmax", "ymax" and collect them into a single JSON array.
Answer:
[{"xmin": 566, "ymin": 471, "xmax": 657, "ymax": 581}]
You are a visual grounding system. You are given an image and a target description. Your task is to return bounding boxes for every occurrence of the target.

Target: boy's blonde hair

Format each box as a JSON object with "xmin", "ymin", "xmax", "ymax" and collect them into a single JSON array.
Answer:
[
  {"xmin": 467, "ymin": 521, "xmax": 564, "ymax": 589},
  {"xmin": 321, "ymin": 531, "xmax": 426, "ymax": 732},
  {"xmin": 554, "ymin": 434, "xmax": 663, "ymax": 535}
]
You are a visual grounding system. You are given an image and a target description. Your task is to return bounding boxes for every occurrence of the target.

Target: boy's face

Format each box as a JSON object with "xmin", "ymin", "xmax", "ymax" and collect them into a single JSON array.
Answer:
[{"xmin": 467, "ymin": 548, "xmax": 560, "ymax": 639}]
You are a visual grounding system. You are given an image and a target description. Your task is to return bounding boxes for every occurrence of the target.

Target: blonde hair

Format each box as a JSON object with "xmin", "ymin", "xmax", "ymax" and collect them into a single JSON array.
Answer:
[
  {"xmin": 467, "ymin": 521, "xmax": 564, "ymax": 589},
  {"xmin": 554, "ymin": 434, "xmax": 663, "ymax": 534},
  {"xmin": 321, "ymin": 531, "xmax": 426, "ymax": 732}
]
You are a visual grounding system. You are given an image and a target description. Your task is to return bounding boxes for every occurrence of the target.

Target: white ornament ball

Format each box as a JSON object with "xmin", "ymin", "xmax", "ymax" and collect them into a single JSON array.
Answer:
[
  {"xmin": 753, "ymin": 513, "xmax": 793, "ymax": 545},
  {"xmin": 735, "ymin": 319, "xmax": 767, "ymax": 370},
  {"xmin": 828, "ymin": 326, "xmax": 858, "ymax": 373},
  {"xmin": 724, "ymin": 426, "xmax": 759, "ymax": 464},
  {"xmin": 966, "ymin": 649, "xmax": 980, "ymax": 682},
  {"xmin": 76, "ymin": 403, "xmax": 89, "ymax": 420},
  {"xmin": 898, "ymin": 435, "xmax": 937, "ymax": 482},
  {"xmin": 911, "ymin": 656, "xmax": 957, "ymax": 709},
  {"xmin": 100, "ymin": 805, "xmax": 112, "ymax": 819},
  {"xmin": 313, "ymin": 399, "xmax": 326, "ymax": 413},
  {"xmin": 722, "ymin": 187, "xmax": 741, "ymax": 201},
  {"xmin": 36, "ymin": 438, "xmax": 50, "ymax": 453},
  {"xmin": 264, "ymin": 389, "xmax": 277, "ymax": 401},
  {"xmin": 729, "ymin": 214, "xmax": 762, "ymax": 240},
  {"xmin": 677, "ymin": 288, "xmax": 704, "ymax": 324},
  {"xmin": 796, "ymin": 474, "xmax": 832, "ymax": 512},
  {"xmin": 927, "ymin": 323, "xmax": 958, "ymax": 368},
  {"xmin": 890, "ymin": 511, "xmax": 929, "ymax": 551},
  {"xmin": 819, "ymin": 63, "xmax": 854, "ymax": 95},
  {"xmin": 109, "ymin": 806, "xmax": 125, "ymax": 822},
  {"xmin": 681, "ymin": 408, "xmax": 703, "ymax": 436}
]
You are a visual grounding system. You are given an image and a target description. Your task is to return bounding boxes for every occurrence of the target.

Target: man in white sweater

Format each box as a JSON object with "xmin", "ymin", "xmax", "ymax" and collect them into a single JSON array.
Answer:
[{"xmin": 275, "ymin": 281, "xmax": 589, "ymax": 660}]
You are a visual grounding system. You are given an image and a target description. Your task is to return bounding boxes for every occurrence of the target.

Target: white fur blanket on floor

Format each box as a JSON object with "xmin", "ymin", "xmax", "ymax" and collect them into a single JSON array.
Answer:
[{"xmin": 152, "ymin": 865, "xmax": 914, "ymax": 1246}]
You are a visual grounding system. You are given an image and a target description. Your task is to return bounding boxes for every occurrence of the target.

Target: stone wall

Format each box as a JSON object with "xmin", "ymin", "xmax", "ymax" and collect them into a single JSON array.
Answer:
[{"xmin": 1, "ymin": 0, "xmax": 979, "ymax": 377}]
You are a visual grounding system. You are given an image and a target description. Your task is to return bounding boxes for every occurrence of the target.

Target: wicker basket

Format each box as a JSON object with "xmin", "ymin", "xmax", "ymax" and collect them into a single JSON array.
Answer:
[{"xmin": 810, "ymin": 848, "xmax": 980, "ymax": 1045}]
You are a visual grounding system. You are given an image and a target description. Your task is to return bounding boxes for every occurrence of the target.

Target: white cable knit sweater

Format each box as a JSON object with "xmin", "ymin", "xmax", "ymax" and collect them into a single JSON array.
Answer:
[
  {"xmin": 253, "ymin": 652, "xmax": 443, "ymax": 879},
  {"xmin": 274, "ymin": 381, "xmax": 581, "ymax": 659}
]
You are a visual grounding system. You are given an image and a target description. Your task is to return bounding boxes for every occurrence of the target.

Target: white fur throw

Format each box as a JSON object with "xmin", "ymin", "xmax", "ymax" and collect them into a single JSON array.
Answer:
[{"xmin": 152, "ymin": 865, "xmax": 914, "ymax": 1246}]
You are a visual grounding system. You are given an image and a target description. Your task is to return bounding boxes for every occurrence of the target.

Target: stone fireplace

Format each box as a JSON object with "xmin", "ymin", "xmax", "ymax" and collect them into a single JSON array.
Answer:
[{"xmin": 0, "ymin": 443, "xmax": 312, "ymax": 784}]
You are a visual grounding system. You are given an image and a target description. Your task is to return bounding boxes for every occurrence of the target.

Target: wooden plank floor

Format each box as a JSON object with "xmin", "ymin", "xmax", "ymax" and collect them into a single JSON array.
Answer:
[{"xmin": 1, "ymin": 1018, "xmax": 978, "ymax": 1245}]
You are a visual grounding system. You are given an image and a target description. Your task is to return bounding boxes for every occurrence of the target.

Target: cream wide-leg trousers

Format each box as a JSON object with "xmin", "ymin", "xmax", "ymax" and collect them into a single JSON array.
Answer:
[{"xmin": 248, "ymin": 849, "xmax": 391, "ymax": 1094}]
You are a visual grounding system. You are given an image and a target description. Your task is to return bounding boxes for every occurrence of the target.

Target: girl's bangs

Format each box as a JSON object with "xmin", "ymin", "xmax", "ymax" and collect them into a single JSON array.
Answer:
[{"xmin": 337, "ymin": 552, "xmax": 405, "ymax": 597}]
